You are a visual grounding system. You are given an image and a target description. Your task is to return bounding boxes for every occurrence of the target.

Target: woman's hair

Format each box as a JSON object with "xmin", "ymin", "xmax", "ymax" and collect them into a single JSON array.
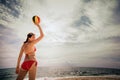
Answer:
[{"xmin": 24, "ymin": 33, "xmax": 34, "ymax": 43}]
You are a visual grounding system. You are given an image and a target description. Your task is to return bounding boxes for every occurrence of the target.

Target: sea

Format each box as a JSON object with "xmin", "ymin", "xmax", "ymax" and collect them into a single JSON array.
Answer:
[{"xmin": 0, "ymin": 66, "xmax": 120, "ymax": 80}]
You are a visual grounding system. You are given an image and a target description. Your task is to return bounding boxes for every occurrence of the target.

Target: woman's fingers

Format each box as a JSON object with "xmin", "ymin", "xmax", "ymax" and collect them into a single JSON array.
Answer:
[{"xmin": 15, "ymin": 68, "xmax": 20, "ymax": 74}]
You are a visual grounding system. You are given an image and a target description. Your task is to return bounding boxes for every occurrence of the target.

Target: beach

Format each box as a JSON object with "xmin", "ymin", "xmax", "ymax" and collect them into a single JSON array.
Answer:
[
  {"xmin": 25, "ymin": 76, "xmax": 120, "ymax": 80},
  {"xmin": 55, "ymin": 76, "xmax": 120, "ymax": 80},
  {"xmin": 0, "ymin": 67, "xmax": 120, "ymax": 80},
  {"xmin": 31, "ymin": 76, "xmax": 120, "ymax": 80}
]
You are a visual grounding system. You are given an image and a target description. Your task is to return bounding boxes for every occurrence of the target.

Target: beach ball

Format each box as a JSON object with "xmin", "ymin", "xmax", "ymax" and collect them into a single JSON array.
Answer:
[{"xmin": 32, "ymin": 15, "xmax": 40, "ymax": 24}]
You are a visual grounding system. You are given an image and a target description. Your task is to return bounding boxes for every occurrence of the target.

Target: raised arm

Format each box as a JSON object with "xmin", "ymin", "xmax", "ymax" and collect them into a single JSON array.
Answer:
[
  {"xmin": 33, "ymin": 24, "xmax": 44, "ymax": 44},
  {"xmin": 16, "ymin": 44, "xmax": 24, "ymax": 74}
]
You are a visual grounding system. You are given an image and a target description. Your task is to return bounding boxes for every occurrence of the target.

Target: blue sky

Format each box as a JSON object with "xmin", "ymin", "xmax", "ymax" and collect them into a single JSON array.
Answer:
[{"xmin": 0, "ymin": 0, "xmax": 120, "ymax": 69}]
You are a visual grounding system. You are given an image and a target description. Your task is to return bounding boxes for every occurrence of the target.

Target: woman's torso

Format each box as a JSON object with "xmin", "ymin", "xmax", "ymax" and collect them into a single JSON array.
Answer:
[{"xmin": 23, "ymin": 42, "xmax": 36, "ymax": 61}]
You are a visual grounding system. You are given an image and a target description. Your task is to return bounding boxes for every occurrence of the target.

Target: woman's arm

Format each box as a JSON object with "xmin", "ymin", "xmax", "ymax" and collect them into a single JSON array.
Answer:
[
  {"xmin": 15, "ymin": 44, "xmax": 24, "ymax": 74},
  {"xmin": 33, "ymin": 24, "xmax": 44, "ymax": 44}
]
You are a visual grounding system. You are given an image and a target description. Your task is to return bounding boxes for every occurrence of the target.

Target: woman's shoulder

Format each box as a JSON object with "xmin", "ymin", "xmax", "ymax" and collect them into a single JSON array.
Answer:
[{"xmin": 21, "ymin": 43, "xmax": 25, "ymax": 50}]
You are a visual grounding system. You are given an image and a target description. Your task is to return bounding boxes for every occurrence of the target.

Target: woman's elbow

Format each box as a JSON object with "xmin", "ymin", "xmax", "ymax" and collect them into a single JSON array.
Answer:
[{"xmin": 41, "ymin": 34, "xmax": 44, "ymax": 39}]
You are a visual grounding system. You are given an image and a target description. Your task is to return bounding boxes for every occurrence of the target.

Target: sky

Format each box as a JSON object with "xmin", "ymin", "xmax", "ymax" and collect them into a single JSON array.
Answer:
[{"xmin": 0, "ymin": 0, "xmax": 120, "ymax": 69}]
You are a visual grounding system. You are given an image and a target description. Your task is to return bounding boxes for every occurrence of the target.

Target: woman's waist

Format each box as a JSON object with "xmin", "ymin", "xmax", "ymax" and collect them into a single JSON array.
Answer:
[
  {"xmin": 25, "ymin": 53, "xmax": 36, "ymax": 57},
  {"xmin": 24, "ymin": 55, "xmax": 36, "ymax": 61},
  {"xmin": 24, "ymin": 58, "xmax": 37, "ymax": 62}
]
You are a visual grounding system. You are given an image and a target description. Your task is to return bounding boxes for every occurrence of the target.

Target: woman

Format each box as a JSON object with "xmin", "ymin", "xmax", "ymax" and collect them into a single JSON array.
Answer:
[{"xmin": 15, "ymin": 23, "xmax": 44, "ymax": 80}]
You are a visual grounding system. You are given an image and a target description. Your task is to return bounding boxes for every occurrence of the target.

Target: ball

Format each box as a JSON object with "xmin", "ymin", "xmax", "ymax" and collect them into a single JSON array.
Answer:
[{"xmin": 32, "ymin": 15, "xmax": 40, "ymax": 24}]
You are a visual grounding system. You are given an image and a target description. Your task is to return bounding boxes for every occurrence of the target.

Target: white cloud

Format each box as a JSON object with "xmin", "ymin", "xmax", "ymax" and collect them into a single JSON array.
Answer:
[{"xmin": 0, "ymin": 0, "xmax": 120, "ymax": 68}]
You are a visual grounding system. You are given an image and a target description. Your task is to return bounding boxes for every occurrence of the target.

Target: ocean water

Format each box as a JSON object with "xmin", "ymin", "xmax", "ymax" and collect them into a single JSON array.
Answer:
[{"xmin": 0, "ymin": 67, "xmax": 120, "ymax": 80}]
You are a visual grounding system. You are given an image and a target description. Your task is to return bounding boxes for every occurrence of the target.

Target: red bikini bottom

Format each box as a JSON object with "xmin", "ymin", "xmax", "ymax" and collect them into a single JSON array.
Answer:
[{"xmin": 21, "ymin": 60, "xmax": 37, "ymax": 70}]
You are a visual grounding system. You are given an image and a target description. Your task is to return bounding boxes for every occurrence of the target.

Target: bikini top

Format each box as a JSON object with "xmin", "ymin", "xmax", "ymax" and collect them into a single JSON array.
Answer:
[
  {"xmin": 34, "ymin": 47, "xmax": 36, "ymax": 52},
  {"xmin": 25, "ymin": 47, "xmax": 36, "ymax": 55}
]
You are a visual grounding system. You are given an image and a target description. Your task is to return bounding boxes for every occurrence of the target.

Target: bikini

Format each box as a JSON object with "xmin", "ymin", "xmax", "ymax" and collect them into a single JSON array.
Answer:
[{"xmin": 21, "ymin": 47, "xmax": 37, "ymax": 70}]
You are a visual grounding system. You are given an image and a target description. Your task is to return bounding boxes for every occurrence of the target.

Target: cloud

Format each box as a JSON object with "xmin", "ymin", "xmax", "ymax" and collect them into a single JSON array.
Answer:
[
  {"xmin": 1, "ymin": 0, "xmax": 120, "ymax": 43},
  {"xmin": 113, "ymin": 0, "xmax": 120, "ymax": 24},
  {"xmin": 73, "ymin": 15, "xmax": 92, "ymax": 27},
  {"xmin": 0, "ymin": 0, "xmax": 120, "ymax": 68},
  {"xmin": 62, "ymin": 0, "xmax": 120, "ymax": 43},
  {"xmin": 0, "ymin": 24, "xmax": 22, "ymax": 68},
  {"xmin": 0, "ymin": 0, "xmax": 22, "ymax": 17}
]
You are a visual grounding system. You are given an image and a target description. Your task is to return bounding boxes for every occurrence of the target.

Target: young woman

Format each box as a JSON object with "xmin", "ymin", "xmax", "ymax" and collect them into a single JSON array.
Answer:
[{"xmin": 15, "ymin": 23, "xmax": 44, "ymax": 80}]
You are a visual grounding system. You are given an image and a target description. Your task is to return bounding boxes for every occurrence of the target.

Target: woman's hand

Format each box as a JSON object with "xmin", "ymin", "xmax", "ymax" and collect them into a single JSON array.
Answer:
[
  {"xmin": 34, "ymin": 22, "xmax": 40, "ymax": 27},
  {"xmin": 15, "ymin": 66, "xmax": 20, "ymax": 74}
]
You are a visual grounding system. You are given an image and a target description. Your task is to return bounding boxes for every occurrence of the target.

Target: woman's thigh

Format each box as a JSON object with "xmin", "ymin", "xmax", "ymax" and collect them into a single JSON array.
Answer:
[
  {"xmin": 28, "ymin": 62, "xmax": 37, "ymax": 80},
  {"xmin": 16, "ymin": 68, "xmax": 28, "ymax": 80}
]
